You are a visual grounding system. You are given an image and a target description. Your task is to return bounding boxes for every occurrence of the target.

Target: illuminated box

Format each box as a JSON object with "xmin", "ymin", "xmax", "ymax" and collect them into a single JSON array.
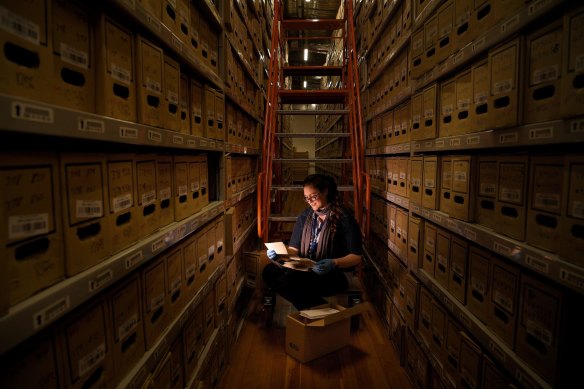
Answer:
[
  {"xmin": 166, "ymin": 246, "xmax": 184, "ymax": 321},
  {"xmin": 437, "ymin": 1, "xmax": 454, "ymax": 64},
  {"xmin": 408, "ymin": 215, "xmax": 423, "ymax": 270},
  {"xmin": 422, "ymin": 155, "xmax": 439, "ymax": 210},
  {"xmin": 422, "ymin": 222, "xmax": 437, "ymax": 275},
  {"xmin": 422, "ymin": 84, "xmax": 438, "ymax": 140},
  {"xmin": 409, "ymin": 156, "xmax": 424, "ymax": 205},
  {"xmin": 203, "ymin": 85, "xmax": 216, "ymax": 138},
  {"xmin": 453, "ymin": 69, "xmax": 472, "ymax": 135},
  {"xmin": 156, "ymin": 154, "xmax": 174, "ymax": 226},
  {"xmin": 450, "ymin": 155, "xmax": 475, "ymax": 222},
  {"xmin": 440, "ymin": 156, "xmax": 453, "ymax": 215},
  {"xmin": 173, "ymin": 155, "xmax": 191, "ymax": 221},
  {"xmin": 179, "ymin": 74, "xmax": 190, "ymax": 134}
]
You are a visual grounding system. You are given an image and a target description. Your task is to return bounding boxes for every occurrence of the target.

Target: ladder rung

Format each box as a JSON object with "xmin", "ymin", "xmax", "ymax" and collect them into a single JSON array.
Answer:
[
  {"xmin": 283, "ymin": 66, "xmax": 343, "ymax": 77},
  {"xmin": 273, "ymin": 158, "xmax": 352, "ymax": 162},
  {"xmin": 275, "ymin": 132, "xmax": 350, "ymax": 137},
  {"xmin": 269, "ymin": 216, "xmax": 298, "ymax": 222},
  {"xmin": 276, "ymin": 109, "xmax": 348, "ymax": 115},
  {"xmin": 279, "ymin": 89, "xmax": 347, "ymax": 104},
  {"xmin": 272, "ymin": 185, "xmax": 354, "ymax": 191},
  {"xmin": 281, "ymin": 19, "xmax": 344, "ymax": 30}
]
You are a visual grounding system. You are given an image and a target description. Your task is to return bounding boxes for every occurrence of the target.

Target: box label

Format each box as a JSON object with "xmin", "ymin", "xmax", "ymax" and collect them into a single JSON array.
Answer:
[
  {"xmin": 113, "ymin": 193, "xmax": 133, "ymax": 213},
  {"xmin": 149, "ymin": 293, "xmax": 165, "ymax": 311},
  {"xmin": 8, "ymin": 213, "xmax": 49, "ymax": 240},
  {"xmin": 526, "ymin": 319, "xmax": 552, "ymax": 346},
  {"xmin": 111, "ymin": 63, "xmax": 132, "ymax": 85},
  {"xmin": 0, "ymin": 6, "xmax": 40, "ymax": 44},
  {"xmin": 533, "ymin": 65, "xmax": 558, "ymax": 84},
  {"xmin": 534, "ymin": 193, "xmax": 560, "ymax": 210},
  {"xmin": 500, "ymin": 188, "xmax": 521, "ymax": 202},
  {"xmin": 118, "ymin": 313, "xmax": 138, "ymax": 340},
  {"xmin": 142, "ymin": 190, "xmax": 156, "ymax": 206},
  {"xmin": 60, "ymin": 43, "xmax": 89, "ymax": 69},
  {"xmin": 160, "ymin": 187, "xmax": 171, "ymax": 201},
  {"xmin": 12, "ymin": 102, "xmax": 54, "ymax": 123},
  {"xmin": 78, "ymin": 344, "xmax": 106, "ymax": 377},
  {"xmin": 76, "ymin": 200, "xmax": 103, "ymax": 218},
  {"xmin": 145, "ymin": 77, "xmax": 162, "ymax": 94}
]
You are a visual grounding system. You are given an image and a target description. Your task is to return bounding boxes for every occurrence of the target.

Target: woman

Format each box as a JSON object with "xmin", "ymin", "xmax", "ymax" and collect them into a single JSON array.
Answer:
[{"xmin": 263, "ymin": 174, "xmax": 363, "ymax": 310}]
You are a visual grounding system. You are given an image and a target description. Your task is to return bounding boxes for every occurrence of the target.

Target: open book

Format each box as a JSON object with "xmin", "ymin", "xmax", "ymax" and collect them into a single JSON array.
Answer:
[{"xmin": 264, "ymin": 242, "xmax": 316, "ymax": 272}]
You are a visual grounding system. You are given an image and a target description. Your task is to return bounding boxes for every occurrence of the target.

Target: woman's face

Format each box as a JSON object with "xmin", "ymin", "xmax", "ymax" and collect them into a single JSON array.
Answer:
[{"xmin": 303, "ymin": 185, "xmax": 328, "ymax": 211}]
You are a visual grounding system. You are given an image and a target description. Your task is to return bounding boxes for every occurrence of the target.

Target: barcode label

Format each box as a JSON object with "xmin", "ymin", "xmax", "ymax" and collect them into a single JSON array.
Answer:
[
  {"xmin": 148, "ymin": 130, "xmax": 162, "ymax": 142},
  {"xmin": 454, "ymin": 171, "xmax": 467, "ymax": 182},
  {"xmin": 0, "ymin": 6, "xmax": 39, "ymax": 44},
  {"xmin": 111, "ymin": 63, "xmax": 131, "ymax": 84},
  {"xmin": 499, "ymin": 132, "xmax": 518, "ymax": 144},
  {"xmin": 535, "ymin": 193, "xmax": 560, "ymax": 210},
  {"xmin": 471, "ymin": 277, "xmax": 486, "ymax": 294},
  {"xmin": 573, "ymin": 201, "xmax": 584, "ymax": 219},
  {"xmin": 125, "ymin": 251, "xmax": 144, "ymax": 269},
  {"xmin": 500, "ymin": 188, "xmax": 521, "ymax": 202},
  {"xmin": 145, "ymin": 78, "xmax": 162, "ymax": 94},
  {"xmin": 160, "ymin": 187, "xmax": 171, "ymax": 201},
  {"xmin": 529, "ymin": 127, "xmax": 553, "ymax": 140},
  {"xmin": 152, "ymin": 238, "xmax": 165, "ymax": 253},
  {"xmin": 34, "ymin": 296, "xmax": 70, "ymax": 329},
  {"xmin": 60, "ymin": 43, "xmax": 89, "ymax": 69},
  {"xmin": 424, "ymin": 109, "xmax": 434, "ymax": 118},
  {"xmin": 526, "ymin": 319, "xmax": 552, "ymax": 346},
  {"xmin": 493, "ymin": 241, "xmax": 511, "ymax": 256},
  {"xmin": 494, "ymin": 290, "xmax": 513, "ymax": 311},
  {"xmin": 12, "ymin": 102, "xmax": 54, "ymax": 123},
  {"xmin": 475, "ymin": 93, "xmax": 488, "ymax": 104},
  {"xmin": 186, "ymin": 264, "xmax": 196, "ymax": 278},
  {"xmin": 413, "ymin": 114, "xmax": 421, "ymax": 124},
  {"xmin": 88, "ymin": 269, "xmax": 113, "ymax": 292},
  {"xmin": 198, "ymin": 254, "xmax": 207, "ymax": 267},
  {"xmin": 78, "ymin": 118, "xmax": 105, "ymax": 133},
  {"xmin": 120, "ymin": 126, "xmax": 138, "ymax": 139},
  {"xmin": 149, "ymin": 293, "xmax": 165, "ymax": 312},
  {"xmin": 8, "ymin": 213, "xmax": 49, "ymax": 240},
  {"xmin": 76, "ymin": 200, "xmax": 103, "ymax": 218},
  {"xmin": 494, "ymin": 79, "xmax": 513, "ymax": 94},
  {"xmin": 480, "ymin": 183, "xmax": 496, "ymax": 195},
  {"xmin": 119, "ymin": 314, "xmax": 138, "ymax": 340},
  {"xmin": 424, "ymin": 179, "xmax": 435, "ymax": 188},
  {"xmin": 442, "ymin": 104, "xmax": 454, "ymax": 115},
  {"xmin": 458, "ymin": 99, "xmax": 470, "ymax": 110},
  {"xmin": 533, "ymin": 65, "xmax": 558, "ymax": 84},
  {"xmin": 142, "ymin": 190, "xmax": 156, "ymax": 206},
  {"xmin": 172, "ymin": 135, "xmax": 184, "ymax": 145},
  {"xmin": 560, "ymin": 268, "xmax": 584, "ymax": 290},
  {"xmin": 78, "ymin": 344, "xmax": 106, "ymax": 377},
  {"xmin": 113, "ymin": 193, "xmax": 132, "ymax": 213}
]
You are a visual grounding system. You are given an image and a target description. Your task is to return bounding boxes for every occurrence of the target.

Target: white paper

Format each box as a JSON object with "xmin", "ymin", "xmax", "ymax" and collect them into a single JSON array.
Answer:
[
  {"xmin": 264, "ymin": 241, "xmax": 289, "ymax": 255},
  {"xmin": 299, "ymin": 307, "xmax": 339, "ymax": 320}
]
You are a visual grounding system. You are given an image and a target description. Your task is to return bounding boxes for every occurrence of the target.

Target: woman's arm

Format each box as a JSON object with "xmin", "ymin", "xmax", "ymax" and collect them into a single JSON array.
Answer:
[{"xmin": 332, "ymin": 253, "xmax": 362, "ymax": 269}]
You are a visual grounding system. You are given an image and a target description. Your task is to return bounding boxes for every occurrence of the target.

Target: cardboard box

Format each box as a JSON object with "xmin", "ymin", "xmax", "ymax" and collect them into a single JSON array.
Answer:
[
  {"xmin": 215, "ymin": 272, "xmax": 227, "ymax": 322},
  {"xmin": 182, "ymin": 233, "xmax": 198, "ymax": 302},
  {"xmin": 560, "ymin": 7, "xmax": 584, "ymax": 118},
  {"xmin": 0, "ymin": 1, "xmax": 53, "ymax": 103},
  {"xmin": 473, "ymin": 0, "xmax": 497, "ymax": 39},
  {"xmin": 138, "ymin": 0, "xmax": 162, "ymax": 19},
  {"xmin": 459, "ymin": 333, "xmax": 482, "ymax": 389},
  {"xmin": 424, "ymin": 15, "xmax": 439, "ymax": 73},
  {"xmin": 157, "ymin": 154, "xmax": 174, "ymax": 226},
  {"xmin": 107, "ymin": 274, "xmax": 145, "ymax": 383},
  {"xmin": 410, "ymin": 157, "xmax": 424, "ymax": 205},
  {"xmin": 488, "ymin": 38, "xmax": 523, "ymax": 129},
  {"xmin": 561, "ymin": 155, "xmax": 584, "ymax": 266},
  {"xmin": 422, "ymin": 222, "xmax": 436, "ymax": 275},
  {"xmin": 467, "ymin": 245, "xmax": 490, "ymax": 324},
  {"xmin": 435, "ymin": 229, "xmax": 451, "ymax": 288},
  {"xmin": 176, "ymin": 0, "xmax": 190, "ymax": 47},
  {"xmin": 203, "ymin": 288, "xmax": 216, "ymax": 342},
  {"xmin": 285, "ymin": 303, "xmax": 369, "ymax": 363},
  {"xmin": 404, "ymin": 275, "xmax": 420, "ymax": 329},
  {"xmin": 195, "ymin": 228, "xmax": 209, "ymax": 292},
  {"xmin": 170, "ymin": 332, "xmax": 184, "ymax": 389},
  {"xmin": 524, "ymin": 20, "xmax": 563, "ymax": 123},
  {"xmin": 470, "ymin": 59, "xmax": 490, "ymax": 132},
  {"xmin": 163, "ymin": 55, "xmax": 181, "ymax": 131},
  {"xmin": 422, "ymin": 84, "xmax": 438, "ymax": 140},
  {"xmin": 173, "ymin": 155, "xmax": 191, "ymax": 221},
  {"xmin": 397, "ymin": 158, "xmax": 409, "ymax": 198},
  {"xmin": 526, "ymin": 156, "xmax": 565, "ymax": 253},
  {"xmin": 476, "ymin": 156, "xmax": 498, "ymax": 229},
  {"xmin": 187, "ymin": 155, "xmax": 202, "ymax": 215},
  {"xmin": 106, "ymin": 154, "xmax": 139, "ymax": 254},
  {"xmin": 51, "ymin": 0, "xmax": 94, "ymax": 112},
  {"xmin": 453, "ymin": 0, "xmax": 474, "ymax": 52},
  {"xmin": 495, "ymin": 155, "xmax": 528, "ymax": 240},
  {"xmin": 179, "ymin": 74, "xmax": 190, "ymax": 134},
  {"xmin": 448, "ymin": 235, "xmax": 468, "ymax": 304},
  {"xmin": 60, "ymin": 153, "xmax": 111, "ymax": 276},
  {"xmin": 95, "ymin": 15, "xmax": 136, "ymax": 122},
  {"xmin": 142, "ymin": 257, "xmax": 169, "ymax": 350},
  {"xmin": 418, "ymin": 287, "xmax": 433, "ymax": 349},
  {"xmin": 214, "ymin": 91, "xmax": 225, "ymax": 141},
  {"xmin": 243, "ymin": 250, "xmax": 270, "ymax": 289},
  {"xmin": 437, "ymin": 1, "xmax": 454, "ymax": 64},
  {"xmin": 166, "ymin": 247, "xmax": 185, "ymax": 320},
  {"xmin": 135, "ymin": 154, "xmax": 160, "ymax": 239},
  {"xmin": 453, "ymin": 68, "xmax": 472, "ymax": 135},
  {"xmin": 199, "ymin": 155, "xmax": 209, "ymax": 207},
  {"xmin": 444, "ymin": 319, "xmax": 462, "ymax": 386},
  {"xmin": 411, "ymin": 29, "xmax": 425, "ymax": 79},
  {"xmin": 408, "ymin": 215, "xmax": 423, "ymax": 270},
  {"xmin": 396, "ymin": 208, "xmax": 409, "ymax": 260},
  {"xmin": 430, "ymin": 300, "xmax": 447, "ymax": 361},
  {"xmin": 439, "ymin": 78, "xmax": 456, "ymax": 138},
  {"xmin": 60, "ymin": 300, "xmax": 114, "ymax": 389},
  {"xmin": 0, "ymin": 152, "xmax": 64, "ymax": 312},
  {"xmin": 162, "ymin": 0, "xmax": 179, "ymax": 36},
  {"xmin": 450, "ymin": 155, "xmax": 475, "ymax": 222},
  {"xmin": 214, "ymin": 217, "xmax": 225, "ymax": 270},
  {"xmin": 400, "ymin": 101, "xmax": 412, "ymax": 143},
  {"xmin": 136, "ymin": 36, "xmax": 164, "ymax": 127},
  {"xmin": 422, "ymin": 155, "xmax": 439, "ymax": 210},
  {"xmin": 487, "ymin": 257, "xmax": 519, "ymax": 348},
  {"xmin": 188, "ymin": 2, "xmax": 201, "ymax": 59},
  {"xmin": 190, "ymin": 79, "xmax": 204, "ymax": 137},
  {"xmin": 204, "ymin": 223, "xmax": 217, "ymax": 275},
  {"xmin": 183, "ymin": 303, "xmax": 204, "ymax": 382},
  {"xmin": 440, "ymin": 156, "xmax": 453, "ymax": 215}
]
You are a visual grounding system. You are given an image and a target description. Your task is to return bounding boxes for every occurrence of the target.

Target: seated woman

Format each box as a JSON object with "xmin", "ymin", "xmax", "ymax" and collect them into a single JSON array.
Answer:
[{"xmin": 263, "ymin": 174, "xmax": 363, "ymax": 310}]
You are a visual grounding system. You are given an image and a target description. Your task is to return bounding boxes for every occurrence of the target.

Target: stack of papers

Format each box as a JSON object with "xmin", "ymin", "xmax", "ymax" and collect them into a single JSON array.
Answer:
[{"xmin": 299, "ymin": 307, "xmax": 340, "ymax": 320}]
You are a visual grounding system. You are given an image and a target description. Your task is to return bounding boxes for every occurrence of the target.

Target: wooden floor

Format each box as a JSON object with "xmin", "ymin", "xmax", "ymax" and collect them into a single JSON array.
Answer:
[{"xmin": 219, "ymin": 293, "xmax": 413, "ymax": 389}]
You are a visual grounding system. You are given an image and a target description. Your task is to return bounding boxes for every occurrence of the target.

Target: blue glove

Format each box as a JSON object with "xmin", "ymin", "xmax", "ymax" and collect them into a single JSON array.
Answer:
[
  {"xmin": 267, "ymin": 249, "xmax": 278, "ymax": 261},
  {"xmin": 312, "ymin": 258, "xmax": 336, "ymax": 275}
]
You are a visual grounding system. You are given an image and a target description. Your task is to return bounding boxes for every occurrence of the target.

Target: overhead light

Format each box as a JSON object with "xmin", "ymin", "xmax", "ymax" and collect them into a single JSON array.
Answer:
[
  {"xmin": 303, "ymin": 80, "xmax": 307, "ymax": 88},
  {"xmin": 304, "ymin": 48, "xmax": 308, "ymax": 61}
]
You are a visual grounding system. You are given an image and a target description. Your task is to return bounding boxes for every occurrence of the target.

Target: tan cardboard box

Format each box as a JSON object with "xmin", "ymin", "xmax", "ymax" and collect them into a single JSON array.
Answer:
[
  {"xmin": 440, "ymin": 156, "xmax": 453, "ymax": 215},
  {"xmin": 142, "ymin": 257, "xmax": 169, "ymax": 350},
  {"xmin": 214, "ymin": 217, "xmax": 225, "ymax": 270},
  {"xmin": 435, "ymin": 229, "xmax": 451, "ymax": 288},
  {"xmin": 397, "ymin": 157, "xmax": 409, "ymax": 198},
  {"xmin": 422, "ymin": 84, "xmax": 438, "ymax": 140},
  {"xmin": 215, "ymin": 272, "xmax": 227, "ymax": 322},
  {"xmin": 203, "ymin": 288, "xmax": 216, "ymax": 342},
  {"xmin": 437, "ymin": 1, "xmax": 454, "ymax": 64},
  {"xmin": 199, "ymin": 154, "xmax": 209, "ymax": 207},
  {"xmin": 417, "ymin": 287, "xmax": 433, "ymax": 349},
  {"xmin": 448, "ymin": 235, "xmax": 468, "ymax": 304},
  {"xmin": 187, "ymin": 155, "xmax": 202, "ymax": 215},
  {"xmin": 0, "ymin": 152, "xmax": 64, "ymax": 312},
  {"xmin": 396, "ymin": 208, "xmax": 409, "ymax": 260},
  {"xmin": 161, "ymin": 0, "xmax": 179, "ymax": 36},
  {"xmin": 243, "ymin": 250, "xmax": 270, "ymax": 290},
  {"xmin": 388, "ymin": 202, "xmax": 396, "ymax": 247},
  {"xmin": 138, "ymin": 0, "xmax": 162, "ymax": 19},
  {"xmin": 183, "ymin": 302, "xmax": 204, "ymax": 382},
  {"xmin": 408, "ymin": 215, "xmax": 423, "ymax": 270},
  {"xmin": 179, "ymin": 74, "xmax": 190, "ymax": 134},
  {"xmin": 524, "ymin": 20, "xmax": 563, "ymax": 124},
  {"xmin": 470, "ymin": 59, "xmax": 490, "ymax": 133},
  {"xmin": 403, "ymin": 0, "xmax": 412, "ymax": 33},
  {"xmin": 224, "ymin": 207, "xmax": 236, "ymax": 255},
  {"xmin": 157, "ymin": 154, "xmax": 174, "ymax": 226},
  {"xmin": 404, "ymin": 328, "xmax": 418, "ymax": 379},
  {"xmin": 166, "ymin": 247, "xmax": 185, "ymax": 320},
  {"xmin": 452, "ymin": 0, "xmax": 474, "ymax": 52},
  {"xmin": 215, "ymin": 91, "xmax": 225, "ymax": 141},
  {"xmin": 422, "ymin": 155, "xmax": 439, "ymax": 210},
  {"xmin": 400, "ymin": 101, "xmax": 412, "ymax": 143},
  {"xmin": 50, "ymin": 0, "xmax": 94, "ymax": 112},
  {"xmin": 422, "ymin": 222, "xmax": 437, "ymax": 275},
  {"xmin": 561, "ymin": 155, "xmax": 584, "ymax": 266},
  {"xmin": 60, "ymin": 153, "xmax": 111, "ymax": 276},
  {"xmin": 0, "ymin": 1, "xmax": 53, "ymax": 103},
  {"xmin": 473, "ymin": 0, "xmax": 497, "ymax": 37},
  {"xmin": 176, "ymin": 0, "xmax": 190, "ymax": 47},
  {"xmin": 560, "ymin": 7, "xmax": 584, "ymax": 118},
  {"xmin": 60, "ymin": 300, "xmax": 114, "ymax": 389},
  {"xmin": 136, "ymin": 36, "xmax": 164, "ymax": 127},
  {"xmin": 182, "ymin": 233, "xmax": 198, "ymax": 302},
  {"xmin": 163, "ymin": 55, "xmax": 181, "ymax": 131},
  {"xmin": 208, "ymin": 28, "xmax": 219, "ymax": 73},
  {"xmin": 526, "ymin": 156, "xmax": 565, "ymax": 253},
  {"xmin": 285, "ymin": 303, "xmax": 370, "ymax": 363},
  {"xmin": 226, "ymin": 102, "xmax": 236, "ymax": 144},
  {"xmin": 404, "ymin": 275, "xmax": 420, "ymax": 329},
  {"xmin": 424, "ymin": 15, "xmax": 439, "ymax": 72},
  {"xmin": 190, "ymin": 79, "xmax": 204, "ymax": 137},
  {"xmin": 95, "ymin": 15, "xmax": 136, "ymax": 122},
  {"xmin": 107, "ymin": 274, "xmax": 145, "ymax": 383},
  {"xmin": 411, "ymin": 29, "xmax": 425, "ymax": 79},
  {"xmin": 430, "ymin": 300, "xmax": 447, "ymax": 361},
  {"xmin": 189, "ymin": 3, "xmax": 201, "ymax": 60},
  {"xmin": 488, "ymin": 37, "xmax": 523, "ymax": 129},
  {"xmin": 487, "ymin": 257, "xmax": 519, "ymax": 349},
  {"xmin": 476, "ymin": 155, "xmax": 498, "ymax": 229},
  {"xmin": 203, "ymin": 85, "xmax": 216, "ymax": 138},
  {"xmin": 453, "ymin": 68, "xmax": 472, "ymax": 135},
  {"xmin": 495, "ymin": 155, "xmax": 528, "ymax": 240},
  {"xmin": 459, "ymin": 333, "xmax": 482, "ymax": 389},
  {"xmin": 205, "ymin": 222, "xmax": 217, "ymax": 274},
  {"xmin": 450, "ymin": 155, "xmax": 475, "ymax": 222},
  {"xmin": 195, "ymin": 228, "xmax": 210, "ymax": 292},
  {"xmin": 481, "ymin": 355, "xmax": 512, "ymax": 389},
  {"xmin": 152, "ymin": 352, "xmax": 172, "ymax": 389},
  {"xmin": 467, "ymin": 245, "xmax": 490, "ymax": 324},
  {"xmin": 439, "ymin": 77, "xmax": 456, "ymax": 138},
  {"xmin": 106, "ymin": 154, "xmax": 139, "ymax": 254},
  {"xmin": 199, "ymin": 17, "xmax": 211, "ymax": 67},
  {"xmin": 135, "ymin": 154, "xmax": 160, "ymax": 239},
  {"xmin": 444, "ymin": 319, "xmax": 462, "ymax": 386},
  {"xmin": 173, "ymin": 155, "xmax": 191, "ymax": 221}
]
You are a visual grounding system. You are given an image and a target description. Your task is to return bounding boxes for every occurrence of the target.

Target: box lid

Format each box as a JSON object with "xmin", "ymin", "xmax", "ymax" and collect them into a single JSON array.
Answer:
[{"xmin": 302, "ymin": 302, "xmax": 370, "ymax": 327}]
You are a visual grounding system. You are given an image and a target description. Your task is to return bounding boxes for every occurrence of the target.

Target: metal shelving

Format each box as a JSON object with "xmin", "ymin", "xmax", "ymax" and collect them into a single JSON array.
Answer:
[
  {"xmin": 0, "ymin": 201, "xmax": 225, "ymax": 355},
  {"xmin": 224, "ymin": 186, "xmax": 257, "ymax": 209},
  {"xmin": 409, "ymin": 203, "xmax": 584, "ymax": 295},
  {"xmin": 231, "ymin": 218, "xmax": 258, "ymax": 257}
]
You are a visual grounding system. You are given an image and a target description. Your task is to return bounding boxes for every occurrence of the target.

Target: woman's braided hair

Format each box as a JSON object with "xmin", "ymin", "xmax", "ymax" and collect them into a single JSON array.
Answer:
[{"xmin": 303, "ymin": 174, "xmax": 343, "ymax": 235}]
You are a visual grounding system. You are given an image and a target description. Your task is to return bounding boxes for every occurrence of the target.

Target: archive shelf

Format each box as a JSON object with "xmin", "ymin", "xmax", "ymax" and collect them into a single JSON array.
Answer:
[
  {"xmin": 366, "ymin": 30, "xmax": 412, "ymax": 87},
  {"xmin": 371, "ymin": 189, "xmax": 411, "ymax": 211},
  {"xmin": 225, "ymin": 143, "xmax": 261, "ymax": 155},
  {"xmin": 0, "ymin": 201, "xmax": 225, "ymax": 355},
  {"xmin": 360, "ymin": 0, "xmax": 406, "ymax": 59},
  {"xmin": 224, "ymin": 88, "xmax": 264, "ymax": 124},
  {"xmin": 226, "ymin": 35, "xmax": 262, "ymax": 90},
  {"xmin": 365, "ymin": 85, "xmax": 412, "ymax": 121},
  {"xmin": 230, "ymin": 218, "xmax": 258, "ymax": 261},
  {"xmin": 366, "ymin": 141, "xmax": 412, "ymax": 156}
]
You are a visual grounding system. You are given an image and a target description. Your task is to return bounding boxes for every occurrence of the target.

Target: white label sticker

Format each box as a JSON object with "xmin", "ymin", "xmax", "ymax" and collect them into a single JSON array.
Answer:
[
  {"xmin": 78, "ymin": 344, "xmax": 106, "ymax": 377},
  {"xmin": 424, "ymin": 179, "xmax": 435, "ymax": 188},
  {"xmin": 560, "ymin": 268, "xmax": 584, "ymax": 290},
  {"xmin": 111, "ymin": 63, "xmax": 131, "ymax": 84},
  {"xmin": 88, "ymin": 269, "xmax": 113, "ymax": 292},
  {"xmin": 168, "ymin": 91, "xmax": 179, "ymax": 105},
  {"xmin": 528, "ymin": 0, "xmax": 554, "ymax": 16},
  {"xmin": 76, "ymin": 200, "xmax": 103, "ymax": 218},
  {"xmin": 526, "ymin": 319, "xmax": 553, "ymax": 346},
  {"xmin": 118, "ymin": 314, "xmax": 138, "ymax": 340},
  {"xmin": 570, "ymin": 119, "xmax": 584, "ymax": 133},
  {"xmin": 172, "ymin": 135, "xmax": 184, "ymax": 145},
  {"xmin": 142, "ymin": 190, "xmax": 156, "ymax": 206},
  {"xmin": 458, "ymin": 99, "xmax": 471, "ymax": 110},
  {"xmin": 454, "ymin": 171, "xmax": 467, "ymax": 182},
  {"xmin": 493, "ymin": 241, "xmax": 512, "ymax": 256},
  {"xmin": 494, "ymin": 79, "xmax": 513, "ymax": 94},
  {"xmin": 471, "ymin": 277, "xmax": 486, "ymax": 294},
  {"xmin": 113, "ymin": 193, "xmax": 133, "ymax": 213},
  {"xmin": 33, "ymin": 296, "xmax": 70, "ymax": 329},
  {"xmin": 145, "ymin": 77, "xmax": 162, "ymax": 94},
  {"xmin": 120, "ymin": 127, "xmax": 138, "ymax": 139},
  {"xmin": 424, "ymin": 109, "xmax": 434, "ymax": 119},
  {"xmin": 535, "ymin": 193, "xmax": 560, "ymax": 210},
  {"xmin": 78, "ymin": 118, "xmax": 105, "ymax": 133},
  {"xmin": 60, "ymin": 43, "xmax": 89, "ymax": 69},
  {"xmin": 480, "ymin": 183, "xmax": 496, "ymax": 196},
  {"xmin": 533, "ymin": 65, "xmax": 558, "ymax": 84},
  {"xmin": 499, "ymin": 133, "xmax": 518, "ymax": 144},
  {"xmin": 0, "ymin": 6, "xmax": 40, "ymax": 44},
  {"xmin": 500, "ymin": 188, "xmax": 521, "ymax": 202},
  {"xmin": 148, "ymin": 130, "xmax": 162, "ymax": 143},
  {"xmin": 464, "ymin": 228, "xmax": 477, "ymax": 242},
  {"xmin": 450, "ymin": 138, "xmax": 461, "ymax": 147},
  {"xmin": 435, "ymin": 140, "xmax": 445, "ymax": 148},
  {"xmin": 12, "ymin": 102, "xmax": 54, "ymax": 123},
  {"xmin": 149, "ymin": 293, "xmax": 165, "ymax": 311},
  {"xmin": 475, "ymin": 93, "xmax": 488, "ymax": 105},
  {"xmin": 529, "ymin": 127, "xmax": 553, "ymax": 140},
  {"xmin": 8, "ymin": 213, "xmax": 49, "ymax": 240},
  {"xmin": 160, "ymin": 187, "xmax": 171, "ymax": 201},
  {"xmin": 151, "ymin": 238, "xmax": 165, "ymax": 253},
  {"xmin": 494, "ymin": 290, "xmax": 513, "ymax": 312},
  {"xmin": 125, "ymin": 251, "xmax": 144, "ymax": 269},
  {"xmin": 467, "ymin": 136, "xmax": 480, "ymax": 145}
]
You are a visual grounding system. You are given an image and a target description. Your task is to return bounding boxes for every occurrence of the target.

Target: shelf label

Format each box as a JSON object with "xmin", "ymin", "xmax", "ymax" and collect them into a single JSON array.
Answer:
[
  {"xmin": 525, "ymin": 254, "xmax": 549, "ymax": 274},
  {"xmin": 129, "ymin": 366, "xmax": 147, "ymax": 389},
  {"xmin": 78, "ymin": 118, "xmax": 105, "ymax": 133},
  {"xmin": 453, "ymin": 51, "xmax": 464, "ymax": 65},
  {"xmin": 528, "ymin": 0, "xmax": 553, "ymax": 15},
  {"xmin": 209, "ymin": 141, "xmax": 216, "ymax": 148},
  {"xmin": 34, "ymin": 296, "xmax": 70, "ymax": 329},
  {"xmin": 187, "ymin": 139, "xmax": 197, "ymax": 147},
  {"xmin": 489, "ymin": 340, "xmax": 506, "ymax": 363},
  {"xmin": 499, "ymin": 132, "xmax": 518, "ymax": 144},
  {"xmin": 472, "ymin": 36, "xmax": 486, "ymax": 53},
  {"xmin": 88, "ymin": 269, "xmax": 113, "ymax": 292},
  {"xmin": 570, "ymin": 119, "xmax": 584, "ymax": 133},
  {"xmin": 493, "ymin": 241, "xmax": 512, "ymax": 256},
  {"xmin": 500, "ymin": 14, "xmax": 519, "ymax": 34},
  {"xmin": 529, "ymin": 127, "xmax": 553, "ymax": 140},
  {"xmin": 120, "ymin": 126, "xmax": 138, "ymax": 139},
  {"xmin": 200, "ymin": 139, "xmax": 207, "ymax": 147},
  {"xmin": 148, "ymin": 130, "xmax": 162, "ymax": 143},
  {"xmin": 432, "ymin": 214, "xmax": 442, "ymax": 223},
  {"xmin": 448, "ymin": 138, "xmax": 460, "ymax": 147},
  {"xmin": 78, "ymin": 343, "xmax": 106, "ymax": 377},
  {"xmin": 447, "ymin": 219, "xmax": 458, "ymax": 231},
  {"xmin": 466, "ymin": 135, "xmax": 480, "ymax": 145},
  {"xmin": 435, "ymin": 140, "xmax": 445, "ymax": 148},
  {"xmin": 151, "ymin": 238, "xmax": 166, "ymax": 253},
  {"xmin": 125, "ymin": 251, "xmax": 144, "ymax": 269},
  {"xmin": 414, "ymin": 143, "xmax": 421, "ymax": 150},
  {"xmin": 560, "ymin": 268, "xmax": 584, "ymax": 291},
  {"xmin": 172, "ymin": 135, "xmax": 184, "ymax": 144},
  {"xmin": 459, "ymin": 312, "xmax": 471, "ymax": 329},
  {"xmin": 191, "ymin": 219, "xmax": 200, "ymax": 232},
  {"xmin": 12, "ymin": 101, "xmax": 54, "ymax": 123}
]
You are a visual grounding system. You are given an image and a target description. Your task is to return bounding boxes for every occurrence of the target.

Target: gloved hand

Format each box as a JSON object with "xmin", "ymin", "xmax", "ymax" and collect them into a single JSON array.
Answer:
[
  {"xmin": 312, "ymin": 258, "xmax": 336, "ymax": 275},
  {"xmin": 267, "ymin": 249, "xmax": 278, "ymax": 261}
]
